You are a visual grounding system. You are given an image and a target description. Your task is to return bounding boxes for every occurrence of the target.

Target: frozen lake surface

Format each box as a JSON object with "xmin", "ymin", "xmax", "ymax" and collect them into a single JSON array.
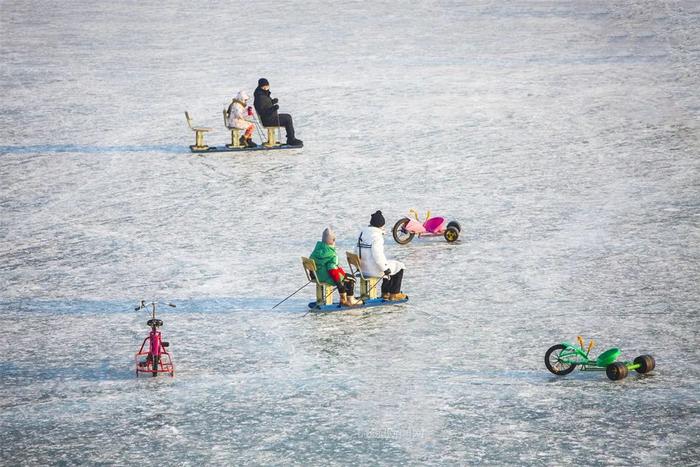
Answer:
[{"xmin": 1, "ymin": 1, "xmax": 699, "ymax": 465}]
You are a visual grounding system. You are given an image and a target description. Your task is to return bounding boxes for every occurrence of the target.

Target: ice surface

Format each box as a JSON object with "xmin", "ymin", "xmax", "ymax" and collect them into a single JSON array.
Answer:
[{"xmin": 1, "ymin": 1, "xmax": 699, "ymax": 465}]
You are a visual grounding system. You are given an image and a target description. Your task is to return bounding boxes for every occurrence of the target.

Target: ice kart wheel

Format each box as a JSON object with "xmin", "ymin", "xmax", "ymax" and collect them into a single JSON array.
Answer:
[
  {"xmin": 544, "ymin": 344, "xmax": 577, "ymax": 375},
  {"xmin": 633, "ymin": 355, "xmax": 655, "ymax": 374},
  {"xmin": 392, "ymin": 218, "xmax": 415, "ymax": 244},
  {"xmin": 606, "ymin": 362, "xmax": 629, "ymax": 381},
  {"xmin": 446, "ymin": 221, "xmax": 461, "ymax": 232},
  {"xmin": 444, "ymin": 226, "xmax": 459, "ymax": 243}
]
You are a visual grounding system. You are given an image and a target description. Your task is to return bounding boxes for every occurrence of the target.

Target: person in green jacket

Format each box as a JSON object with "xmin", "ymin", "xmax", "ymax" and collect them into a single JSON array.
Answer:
[{"xmin": 309, "ymin": 227, "xmax": 362, "ymax": 307}]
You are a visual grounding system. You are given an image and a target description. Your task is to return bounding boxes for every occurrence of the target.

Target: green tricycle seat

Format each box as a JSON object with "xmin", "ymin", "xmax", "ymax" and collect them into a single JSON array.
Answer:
[{"xmin": 596, "ymin": 347, "xmax": 621, "ymax": 367}]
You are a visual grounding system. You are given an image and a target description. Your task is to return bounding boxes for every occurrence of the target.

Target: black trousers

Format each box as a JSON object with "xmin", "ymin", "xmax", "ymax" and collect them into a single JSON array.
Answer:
[
  {"xmin": 336, "ymin": 277, "xmax": 355, "ymax": 295},
  {"xmin": 381, "ymin": 269, "xmax": 404, "ymax": 295},
  {"xmin": 273, "ymin": 113, "xmax": 295, "ymax": 141}
]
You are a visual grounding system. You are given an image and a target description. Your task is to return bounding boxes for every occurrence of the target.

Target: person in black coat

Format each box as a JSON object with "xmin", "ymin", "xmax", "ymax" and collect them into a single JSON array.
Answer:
[{"xmin": 253, "ymin": 78, "xmax": 303, "ymax": 147}]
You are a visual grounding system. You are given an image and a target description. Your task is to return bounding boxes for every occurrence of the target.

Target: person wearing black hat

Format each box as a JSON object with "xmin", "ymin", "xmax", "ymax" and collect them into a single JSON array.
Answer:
[
  {"xmin": 253, "ymin": 78, "xmax": 303, "ymax": 147},
  {"xmin": 356, "ymin": 210, "xmax": 407, "ymax": 301}
]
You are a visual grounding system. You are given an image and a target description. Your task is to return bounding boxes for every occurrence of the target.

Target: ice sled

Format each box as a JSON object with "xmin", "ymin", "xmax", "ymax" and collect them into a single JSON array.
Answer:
[
  {"xmin": 545, "ymin": 336, "xmax": 656, "ymax": 381},
  {"xmin": 300, "ymin": 252, "xmax": 408, "ymax": 312},
  {"xmin": 185, "ymin": 111, "xmax": 302, "ymax": 153},
  {"xmin": 392, "ymin": 209, "xmax": 461, "ymax": 244}
]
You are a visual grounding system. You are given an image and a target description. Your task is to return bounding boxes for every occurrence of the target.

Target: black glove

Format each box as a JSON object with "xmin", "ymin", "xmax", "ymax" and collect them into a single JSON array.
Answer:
[
  {"xmin": 309, "ymin": 271, "xmax": 316, "ymax": 281},
  {"xmin": 272, "ymin": 98, "xmax": 278, "ymax": 104},
  {"xmin": 272, "ymin": 104, "xmax": 279, "ymax": 111},
  {"xmin": 384, "ymin": 268, "xmax": 391, "ymax": 276}
]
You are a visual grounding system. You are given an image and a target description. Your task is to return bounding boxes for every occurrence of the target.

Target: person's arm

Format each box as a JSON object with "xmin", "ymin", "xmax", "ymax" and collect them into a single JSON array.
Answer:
[
  {"xmin": 371, "ymin": 236, "xmax": 389, "ymax": 273},
  {"xmin": 255, "ymin": 93, "xmax": 276, "ymax": 118}
]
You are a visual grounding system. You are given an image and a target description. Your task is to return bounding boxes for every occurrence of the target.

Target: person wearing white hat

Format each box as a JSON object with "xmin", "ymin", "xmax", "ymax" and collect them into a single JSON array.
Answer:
[{"xmin": 226, "ymin": 90, "xmax": 257, "ymax": 148}]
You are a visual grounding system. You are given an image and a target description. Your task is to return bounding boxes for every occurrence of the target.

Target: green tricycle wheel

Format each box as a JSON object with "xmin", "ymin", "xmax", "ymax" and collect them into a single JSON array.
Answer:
[{"xmin": 545, "ymin": 344, "xmax": 577, "ymax": 375}]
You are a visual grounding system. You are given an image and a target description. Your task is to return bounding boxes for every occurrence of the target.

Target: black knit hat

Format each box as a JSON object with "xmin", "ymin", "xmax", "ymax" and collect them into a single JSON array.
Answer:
[
  {"xmin": 370, "ymin": 210, "xmax": 385, "ymax": 228},
  {"xmin": 258, "ymin": 78, "xmax": 269, "ymax": 87}
]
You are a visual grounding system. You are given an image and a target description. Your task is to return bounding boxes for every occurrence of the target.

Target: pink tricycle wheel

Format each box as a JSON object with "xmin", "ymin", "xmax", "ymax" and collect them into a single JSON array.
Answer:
[{"xmin": 392, "ymin": 218, "xmax": 415, "ymax": 244}]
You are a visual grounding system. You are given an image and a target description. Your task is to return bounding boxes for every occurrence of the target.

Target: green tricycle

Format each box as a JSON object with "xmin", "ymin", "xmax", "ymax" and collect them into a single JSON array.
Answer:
[{"xmin": 545, "ymin": 336, "xmax": 656, "ymax": 381}]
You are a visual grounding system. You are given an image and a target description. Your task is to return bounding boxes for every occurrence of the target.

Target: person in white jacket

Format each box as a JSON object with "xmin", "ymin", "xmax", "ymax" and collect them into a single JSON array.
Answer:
[
  {"xmin": 356, "ymin": 210, "xmax": 407, "ymax": 301},
  {"xmin": 226, "ymin": 90, "xmax": 257, "ymax": 148}
]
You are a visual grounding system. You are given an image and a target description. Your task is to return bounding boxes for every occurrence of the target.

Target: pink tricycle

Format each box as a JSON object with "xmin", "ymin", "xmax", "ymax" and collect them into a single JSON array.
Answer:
[
  {"xmin": 392, "ymin": 209, "xmax": 461, "ymax": 244},
  {"xmin": 135, "ymin": 300, "xmax": 176, "ymax": 377}
]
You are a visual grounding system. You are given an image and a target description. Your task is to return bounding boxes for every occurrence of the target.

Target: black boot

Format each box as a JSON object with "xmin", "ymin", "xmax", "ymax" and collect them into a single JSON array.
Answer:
[
  {"xmin": 287, "ymin": 138, "xmax": 303, "ymax": 147},
  {"xmin": 246, "ymin": 138, "xmax": 257, "ymax": 148},
  {"xmin": 239, "ymin": 135, "xmax": 247, "ymax": 147}
]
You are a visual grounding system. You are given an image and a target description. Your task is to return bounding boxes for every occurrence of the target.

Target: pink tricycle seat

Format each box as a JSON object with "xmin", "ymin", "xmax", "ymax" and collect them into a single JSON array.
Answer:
[{"xmin": 423, "ymin": 217, "xmax": 446, "ymax": 233}]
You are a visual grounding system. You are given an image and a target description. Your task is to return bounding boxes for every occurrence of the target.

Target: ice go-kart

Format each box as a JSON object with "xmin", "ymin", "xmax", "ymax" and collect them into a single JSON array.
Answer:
[
  {"xmin": 392, "ymin": 209, "xmax": 461, "ymax": 244},
  {"xmin": 545, "ymin": 336, "xmax": 655, "ymax": 381}
]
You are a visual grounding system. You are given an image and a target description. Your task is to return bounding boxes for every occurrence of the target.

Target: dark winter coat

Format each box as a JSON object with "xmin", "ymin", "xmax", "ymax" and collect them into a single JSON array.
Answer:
[{"xmin": 253, "ymin": 86, "xmax": 279, "ymax": 126}]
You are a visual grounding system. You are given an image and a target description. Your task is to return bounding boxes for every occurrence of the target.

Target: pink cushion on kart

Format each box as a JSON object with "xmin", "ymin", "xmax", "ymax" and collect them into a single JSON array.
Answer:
[{"xmin": 423, "ymin": 217, "xmax": 446, "ymax": 233}]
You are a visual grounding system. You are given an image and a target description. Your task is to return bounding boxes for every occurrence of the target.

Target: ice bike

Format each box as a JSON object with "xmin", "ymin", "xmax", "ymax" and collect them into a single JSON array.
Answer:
[
  {"xmin": 134, "ymin": 300, "xmax": 176, "ymax": 377},
  {"xmin": 392, "ymin": 209, "xmax": 461, "ymax": 244},
  {"xmin": 545, "ymin": 336, "xmax": 655, "ymax": 381}
]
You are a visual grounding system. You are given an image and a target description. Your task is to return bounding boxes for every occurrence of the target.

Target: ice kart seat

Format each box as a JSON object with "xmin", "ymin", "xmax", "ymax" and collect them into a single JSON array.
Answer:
[
  {"xmin": 262, "ymin": 126, "xmax": 282, "ymax": 147},
  {"xmin": 346, "ymin": 252, "xmax": 380, "ymax": 300},
  {"xmin": 259, "ymin": 118, "xmax": 282, "ymax": 147},
  {"xmin": 423, "ymin": 216, "xmax": 446, "ymax": 233},
  {"xmin": 301, "ymin": 256, "xmax": 333, "ymax": 306},
  {"xmin": 146, "ymin": 319, "xmax": 163, "ymax": 328},
  {"xmin": 223, "ymin": 108, "xmax": 244, "ymax": 148},
  {"xmin": 185, "ymin": 111, "xmax": 213, "ymax": 150}
]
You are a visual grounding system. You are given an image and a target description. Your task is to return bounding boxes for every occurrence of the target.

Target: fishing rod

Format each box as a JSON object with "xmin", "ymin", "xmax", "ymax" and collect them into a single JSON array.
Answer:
[
  {"xmin": 272, "ymin": 280, "xmax": 312, "ymax": 309},
  {"xmin": 273, "ymin": 275, "xmax": 341, "ymax": 311},
  {"xmin": 273, "ymin": 90, "xmax": 282, "ymax": 142},
  {"xmin": 250, "ymin": 109, "xmax": 266, "ymax": 143}
]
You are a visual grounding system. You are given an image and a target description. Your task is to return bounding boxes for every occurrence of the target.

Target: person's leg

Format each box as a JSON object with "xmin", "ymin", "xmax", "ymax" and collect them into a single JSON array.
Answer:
[
  {"xmin": 339, "ymin": 279, "xmax": 350, "ymax": 303},
  {"xmin": 388, "ymin": 270, "xmax": 407, "ymax": 300},
  {"xmin": 381, "ymin": 278, "xmax": 390, "ymax": 298},
  {"xmin": 389, "ymin": 269, "xmax": 404, "ymax": 294},
  {"xmin": 343, "ymin": 277, "xmax": 355, "ymax": 296},
  {"xmin": 339, "ymin": 282, "xmax": 360, "ymax": 306},
  {"xmin": 329, "ymin": 268, "xmax": 357, "ymax": 306},
  {"xmin": 244, "ymin": 124, "xmax": 257, "ymax": 147},
  {"xmin": 341, "ymin": 271, "xmax": 361, "ymax": 305},
  {"xmin": 277, "ymin": 113, "xmax": 295, "ymax": 141}
]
